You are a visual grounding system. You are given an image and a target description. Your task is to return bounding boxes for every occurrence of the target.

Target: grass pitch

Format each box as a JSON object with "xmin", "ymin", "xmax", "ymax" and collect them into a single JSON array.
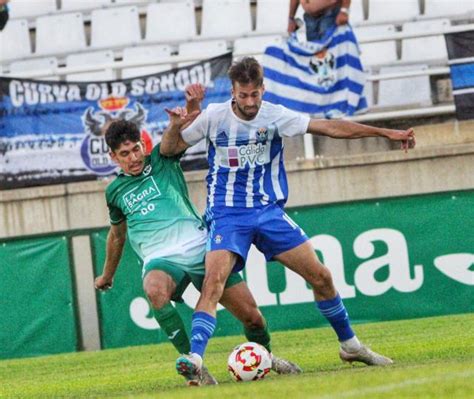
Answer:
[{"xmin": 1, "ymin": 314, "xmax": 473, "ymax": 398}]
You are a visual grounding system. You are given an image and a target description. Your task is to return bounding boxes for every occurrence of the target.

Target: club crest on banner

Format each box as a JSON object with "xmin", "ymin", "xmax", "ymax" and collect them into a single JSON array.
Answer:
[
  {"xmin": 80, "ymin": 97, "xmax": 152, "ymax": 175},
  {"xmin": 309, "ymin": 49, "xmax": 336, "ymax": 89}
]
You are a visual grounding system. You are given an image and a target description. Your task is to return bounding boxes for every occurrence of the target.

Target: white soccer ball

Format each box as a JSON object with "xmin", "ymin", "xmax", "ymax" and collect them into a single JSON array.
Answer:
[{"xmin": 227, "ymin": 342, "xmax": 272, "ymax": 382}]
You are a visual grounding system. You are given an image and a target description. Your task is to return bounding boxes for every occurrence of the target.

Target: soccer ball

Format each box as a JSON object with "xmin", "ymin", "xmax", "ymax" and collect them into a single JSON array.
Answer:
[{"xmin": 227, "ymin": 342, "xmax": 272, "ymax": 382}]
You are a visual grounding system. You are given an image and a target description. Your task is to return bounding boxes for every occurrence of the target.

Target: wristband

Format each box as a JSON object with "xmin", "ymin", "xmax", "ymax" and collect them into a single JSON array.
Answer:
[{"xmin": 340, "ymin": 7, "xmax": 350, "ymax": 15}]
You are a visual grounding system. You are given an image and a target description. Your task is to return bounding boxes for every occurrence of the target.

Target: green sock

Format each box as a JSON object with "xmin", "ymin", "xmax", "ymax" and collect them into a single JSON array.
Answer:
[
  {"xmin": 244, "ymin": 321, "xmax": 272, "ymax": 353},
  {"xmin": 153, "ymin": 303, "xmax": 190, "ymax": 354}
]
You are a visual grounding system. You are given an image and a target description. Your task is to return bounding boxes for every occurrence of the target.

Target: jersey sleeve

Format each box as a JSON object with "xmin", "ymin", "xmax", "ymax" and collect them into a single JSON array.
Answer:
[
  {"xmin": 107, "ymin": 201, "xmax": 125, "ymax": 225},
  {"xmin": 105, "ymin": 186, "xmax": 125, "ymax": 225},
  {"xmin": 181, "ymin": 109, "xmax": 209, "ymax": 146},
  {"xmin": 276, "ymin": 106, "xmax": 311, "ymax": 138},
  {"xmin": 153, "ymin": 143, "xmax": 184, "ymax": 163}
]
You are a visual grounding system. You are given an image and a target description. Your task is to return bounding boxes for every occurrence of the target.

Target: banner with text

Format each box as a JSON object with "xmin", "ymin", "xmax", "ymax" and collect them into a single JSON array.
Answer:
[
  {"xmin": 0, "ymin": 53, "xmax": 232, "ymax": 190},
  {"xmin": 93, "ymin": 190, "xmax": 473, "ymax": 349}
]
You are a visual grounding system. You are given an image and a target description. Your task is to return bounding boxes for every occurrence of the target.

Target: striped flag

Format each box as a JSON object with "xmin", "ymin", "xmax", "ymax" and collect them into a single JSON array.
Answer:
[
  {"xmin": 445, "ymin": 30, "xmax": 474, "ymax": 120},
  {"xmin": 262, "ymin": 24, "xmax": 367, "ymax": 119}
]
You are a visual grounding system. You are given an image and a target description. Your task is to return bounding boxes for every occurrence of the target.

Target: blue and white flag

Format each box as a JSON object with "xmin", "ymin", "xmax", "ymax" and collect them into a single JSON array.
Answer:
[{"xmin": 262, "ymin": 24, "xmax": 367, "ymax": 118}]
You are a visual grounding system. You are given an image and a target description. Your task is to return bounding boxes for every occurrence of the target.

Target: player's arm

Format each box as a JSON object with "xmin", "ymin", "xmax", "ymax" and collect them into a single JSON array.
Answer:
[
  {"xmin": 95, "ymin": 221, "xmax": 127, "ymax": 291},
  {"xmin": 160, "ymin": 106, "xmax": 200, "ymax": 156},
  {"xmin": 307, "ymin": 119, "xmax": 416, "ymax": 152},
  {"xmin": 288, "ymin": 0, "xmax": 299, "ymax": 33}
]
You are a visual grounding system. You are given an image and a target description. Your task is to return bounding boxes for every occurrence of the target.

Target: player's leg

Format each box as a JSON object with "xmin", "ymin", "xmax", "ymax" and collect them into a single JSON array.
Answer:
[
  {"xmin": 257, "ymin": 205, "xmax": 392, "ymax": 366},
  {"xmin": 143, "ymin": 263, "xmax": 218, "ymax": 385},
  {"xmin": 176, "ymin": 211, "xmax": 255, "ymax": 381},
  {"xmin": 219, "ymin": 279, "xmax": 302, "ymax": 374},
  {"xmin": 143, "ymin": 268, "xmax": 190, "ymax": 355}
]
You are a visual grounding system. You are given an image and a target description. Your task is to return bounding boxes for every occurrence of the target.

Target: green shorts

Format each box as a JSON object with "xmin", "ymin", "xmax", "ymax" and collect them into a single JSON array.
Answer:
[{"xmin": 142, "ymin": 258, "xmax": 243, "ymax": 303}]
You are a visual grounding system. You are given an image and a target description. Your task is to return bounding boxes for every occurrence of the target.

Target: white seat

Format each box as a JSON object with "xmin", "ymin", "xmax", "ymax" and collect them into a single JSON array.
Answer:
[
  {"xmin": 178, "ymin": 40, "xmax": 228, "ymax": 67},
  {"xmin": 122, "ymin": 45, "xmax": 173, "ymax": 79},
  {"xmin": 115, "ymin": 0, "xmax": 150, "ymax": 4},
  {"xmin": 36, "ymin": 13, "xmax": 86, "ymax": 56},
  {"xmin": 10, "ymin": 57, "xmax": 58, "ymax": 80},
  {"xmin": 90, "ymin": 6, "xmax": 141, "ymax": 49},
  {"xmin": 349, "ymin": 0, "xmax": 364, "ymax": 25},
  {"xmin": 61, "ymin": 0, "xmax": 112, "ymax": 12},
  {"xmin": 377, "ymin": 64, "xmax": 432, "ymax": 108},
  {"xmin": 424, "ymin": 0, "xmax": 474, "ymax": 18},
  {"xmin": 401, "ymin": 19, "xmax": 450, "ymax": 63},
  {"xmin": 0, "ymin": 19, "xmax": 31, "ymax": 62},
  {"xmin": 8, "ymin": 0, "xmax": 56, "ymax": 19},
  {"xmin": 355, "ymin": 25, "xmax": 397, "ymax": 68},
  {"xmin": 66, "ymin": 50, "xmax": 116, "ymax": 81},
  {"xmin": 367, "ymin": 0, "xmax": 419, "ymax": 24},
  {"xmin": 234, "ymin": 35, "xmax": 283, "ymax": 57},
  {"xmin": 256, "ymin": 0, "xmax": 290, "ymax": 34},
  {"xmin": 201, "ymin": 0, "xmax": 252, "ymax": 39},
  {"xmin": 146, "ymin": 1, "xmax": 196, "ymax": 42}
]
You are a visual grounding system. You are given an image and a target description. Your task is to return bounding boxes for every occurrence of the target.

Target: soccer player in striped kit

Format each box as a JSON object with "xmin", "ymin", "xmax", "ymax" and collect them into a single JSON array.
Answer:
[{"xmin": 161, "ymin": 57, "xmax": 416, "ymax": 382}]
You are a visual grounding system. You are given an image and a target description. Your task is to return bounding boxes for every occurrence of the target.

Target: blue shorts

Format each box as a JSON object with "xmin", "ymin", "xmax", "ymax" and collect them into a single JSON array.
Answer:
[{"xmin": 205, "ymin": 203, "xmax": 308, "ymax": 272}]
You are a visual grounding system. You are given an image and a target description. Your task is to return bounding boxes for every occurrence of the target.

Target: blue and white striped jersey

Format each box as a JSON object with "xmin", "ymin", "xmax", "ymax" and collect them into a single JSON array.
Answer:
[{"xmin": 182, "ymin": 100, "xmax": 310, "ymax": 209}]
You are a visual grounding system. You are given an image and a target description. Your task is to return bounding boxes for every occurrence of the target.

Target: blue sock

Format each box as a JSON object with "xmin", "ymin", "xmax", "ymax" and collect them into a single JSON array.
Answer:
[
  {"xmin": 190, "ymin": 311, "xmax": 216, "ymax": 358},
  {"xmin": 316, "ymin": 294, "xmax": 355, "ymax": 342}
]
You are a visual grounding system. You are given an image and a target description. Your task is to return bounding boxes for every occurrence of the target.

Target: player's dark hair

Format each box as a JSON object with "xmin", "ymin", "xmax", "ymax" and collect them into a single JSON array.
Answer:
[
  {"xmin": 105, "ymin": 120, "xmax": 141, "ymax": 151},
  {"xmin": 228, "ymin": 57, "xmax": 264, "ymax": 87}
]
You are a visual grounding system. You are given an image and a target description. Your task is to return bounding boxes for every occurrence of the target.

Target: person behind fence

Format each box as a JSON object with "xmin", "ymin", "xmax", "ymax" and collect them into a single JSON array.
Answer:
[
  {"xmin": 95, "ymin": 103, "xmax": 301, "ymax": 386},
  {"xmin": 159, "ymin": 57, "xmax": 416, "ymax": 383},
  {"xmin": 288, "ymin": 0, "xmax": 351, "ymax": 42}
]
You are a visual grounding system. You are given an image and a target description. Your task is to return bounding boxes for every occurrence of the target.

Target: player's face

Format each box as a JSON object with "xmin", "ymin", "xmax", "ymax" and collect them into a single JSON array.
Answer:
[
  {"xmin": 232, "ymin": 82, "xmax": 264, "ymax": 120},
  {"xmin": 110, "ymin": 140, "xmax": 146, "ymax": 176}
]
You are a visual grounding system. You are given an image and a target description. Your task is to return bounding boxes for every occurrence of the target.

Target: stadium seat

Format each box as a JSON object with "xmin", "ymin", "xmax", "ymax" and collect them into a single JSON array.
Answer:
[
  {"xmin": 145, "ymin": 1, "xmax": 197, "ymax": 43},
  {"xmin": 201, "ymin": 0, "xmax": 252, "ymax": 39},
  {"xmin": 234, "ymin": 35, "xmax": 283, "ymax": 57},
  {"xmin": 0, "ymin": 19, "xmax": 31, "ymax": 62},
  {"xmin": 178, "ymin": 40, "xmax": 228, "ymax": 67},
  {"xmin": 401, "ymin": 19, "xmax": 450, "ymax": 63},
  {"xmin": 377, "ymin": 65, "xmax": 432, "ymax": 108},
  {"xmin": 121, "ymin": 45, "xmax": 173, "ymax": 79},
  {"xmin": 424, "ymin": 0, "xmax": 473, "ymax": 18},
  {"xmin": 355, "ymin": 25, "xmax": 397, "ymax": 68},
  {"xmin": 348, "ymin": 0, "xmax": 365, "ymax": 26},
  {"xmin": 9, "ymin": 57, "xmax": 59, "ymax": 80},
  {"xmin": 363, "ymin": 68, "xmax": 374, "ymax": 108},
  {"xmin": 66, "ymin": 50, "xmax": 117, "ymax": 81},
  {"xmin": 256, "ymin": 0, "xmax": 290, "ymax": 34},
  {"xmin": 8, "ymin": 0, "xmax": 56, "ymax": 19},
  {"xmin": 61, "ymin": 0, "xmax": 112, "ymax": 12},
  {"xmin": 115, "ymin": 0, "xmax": 150, "ymax": 4},
  {"xmin": 90, "ymin": 6, "xmax": 141, "ymax": 49},
  {"xmin": 367, "ymin": 0, "xmax": 419, "ymax": 24},
  {"xmin": 36, "ymin": 13, "xmax": 86, "ymax": 56}
]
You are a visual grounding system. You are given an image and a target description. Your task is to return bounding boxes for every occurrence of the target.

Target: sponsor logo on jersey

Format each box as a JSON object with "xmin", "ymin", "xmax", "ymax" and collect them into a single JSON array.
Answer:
[
  {"xmin": 123, "ymin": 176, "xmax": 161, "ymax": 212},
  {"xmin": 227, "ymin": 143, "xmax": 268, "ymax": 168},
  {"xmin": 214, "ymin": 234, "xmax": 223, "ymax": 244}
]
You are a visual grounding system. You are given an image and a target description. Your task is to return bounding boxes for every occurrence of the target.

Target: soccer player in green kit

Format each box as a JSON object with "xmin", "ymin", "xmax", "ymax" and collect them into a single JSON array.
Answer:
[{"xmin": 95, "ymin": 104, "xmax": 300, "ymax": 386}]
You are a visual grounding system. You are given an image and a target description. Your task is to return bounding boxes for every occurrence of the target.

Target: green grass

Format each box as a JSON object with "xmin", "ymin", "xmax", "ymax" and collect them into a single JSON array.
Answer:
[{"xmin": 1, "ymin": 314, "xmax": 473, "ymax": 398}]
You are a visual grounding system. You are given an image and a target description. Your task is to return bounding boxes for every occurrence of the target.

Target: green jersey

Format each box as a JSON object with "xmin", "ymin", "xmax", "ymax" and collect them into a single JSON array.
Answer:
[{"xmin": 105, "ymin": 145, "xmax": 207, "ymax": 267}]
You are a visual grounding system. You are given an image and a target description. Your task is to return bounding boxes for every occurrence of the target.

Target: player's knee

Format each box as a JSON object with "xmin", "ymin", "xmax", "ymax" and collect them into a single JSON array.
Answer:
[
  {"xmin": 145, "ymin": 286, "xmax": 171, "ymax": 310},
  {"xmin": 242, "ymin": 309, "xmax": 265, "ymax": 330},
  {"xmin": 202, "ymin": 272, "xmax": 227, "ymax": 302},
  {"xmin": 308, "ymin": 265, "xmax": 334, "ymax": 291}
]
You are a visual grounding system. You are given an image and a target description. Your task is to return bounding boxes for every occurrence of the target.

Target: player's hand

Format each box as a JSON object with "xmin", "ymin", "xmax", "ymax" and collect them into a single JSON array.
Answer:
[
  {"xmin": 385, "ymin": 128, "xmax": 416, "ymax": 153},
  {"xmin": 185, "ymin": 83, "xmax": 205, "ymax": 104},
  {"xmin": 95, "ymin": 275, "xmax": 113, "ymax": 291},
  {"xmin": 165, "ymin": 107, "xmax": 200, "ymax": 130}
]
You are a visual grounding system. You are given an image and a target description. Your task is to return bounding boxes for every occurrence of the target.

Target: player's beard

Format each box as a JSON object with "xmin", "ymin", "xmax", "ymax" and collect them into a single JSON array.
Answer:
[{"xmin": 233, "ymin": 100, "xmax": 260, "ymax": 120}]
